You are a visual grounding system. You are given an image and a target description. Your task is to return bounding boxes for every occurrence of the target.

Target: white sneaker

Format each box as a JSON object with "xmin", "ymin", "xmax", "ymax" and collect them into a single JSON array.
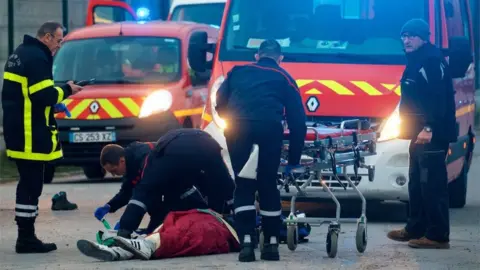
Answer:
[
  {"xmin": 77, "ymin": 239, "xmax": 134, "ymax": 261},
  {"xmin": 113, "ymin": 236, "xmax": 155, "ymax": 260}
]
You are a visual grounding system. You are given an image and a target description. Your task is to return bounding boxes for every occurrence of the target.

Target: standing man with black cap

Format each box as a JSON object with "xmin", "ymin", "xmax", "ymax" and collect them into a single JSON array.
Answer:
[
  {"xmin": 216, "ymin": 39, "xmax": 307, "ymax": 262},
  {"xmin": 387, "ymin": 19, "xmax": 457, "ymax": 249}
]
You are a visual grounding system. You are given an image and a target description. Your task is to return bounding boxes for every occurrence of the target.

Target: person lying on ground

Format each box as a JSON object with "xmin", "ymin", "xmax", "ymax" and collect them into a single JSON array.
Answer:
[{"xmin": 77, "ymin": 208, "xmax": 240, "ymax": 261}]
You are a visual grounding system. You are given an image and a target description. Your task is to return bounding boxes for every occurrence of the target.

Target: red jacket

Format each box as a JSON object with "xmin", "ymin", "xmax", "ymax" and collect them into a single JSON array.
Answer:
[{"xmin": 153, "ymin": 209, "xmax": 240, "ymax": 259}]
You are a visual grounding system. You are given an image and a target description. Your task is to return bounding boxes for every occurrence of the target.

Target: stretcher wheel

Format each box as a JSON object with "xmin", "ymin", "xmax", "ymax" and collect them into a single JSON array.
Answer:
[
  {"xmin": 286, "ymin": 225, "xmax": 298, "ymax": 251},
  {"xmin": 326, "ymin": 230, "xmax": 338, "ymax": 258},
  {"xmin": 355, "ymin": 222, "xmax": 367, "ymax": 253}
]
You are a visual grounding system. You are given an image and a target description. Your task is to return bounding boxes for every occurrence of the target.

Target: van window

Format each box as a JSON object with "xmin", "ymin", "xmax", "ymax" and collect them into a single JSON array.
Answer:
[
  {"xmin": 170, "ymin": 3, "xmax": 225, "ymax": 27},
  {"xmin": 53, "ymin": 37, "xmax": 181, "ymax": 84},
  {"xmin": 220, "ymin": 0, "xmax": 428, "ymax": 65},
  {"xmin": 93, "ymin": 6, "xmax": 135, "ymax": 24}
]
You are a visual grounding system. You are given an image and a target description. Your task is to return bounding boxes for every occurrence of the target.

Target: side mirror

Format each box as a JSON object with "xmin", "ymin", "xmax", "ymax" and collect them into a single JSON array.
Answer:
[
  {"xmin": 447, "ymin": 36, "xmax": 472, "ymax": 79},
  {"xmin": 188, "ymin": 31, "xmax": 215, "ymax": 72}
]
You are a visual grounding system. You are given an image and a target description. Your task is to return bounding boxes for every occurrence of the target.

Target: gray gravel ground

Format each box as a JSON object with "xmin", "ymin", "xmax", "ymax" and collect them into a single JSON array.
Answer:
[{"xmin": 1, "ymin": 144, "xmax": 480, "ymax": 270}]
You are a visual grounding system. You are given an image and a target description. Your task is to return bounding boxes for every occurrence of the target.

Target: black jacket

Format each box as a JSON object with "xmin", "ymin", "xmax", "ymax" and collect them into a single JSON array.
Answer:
[
  {"xmin": 2, "ymin": 35, "xmax": 72, "ymax": 161},
  {"xmin": 398, "ymin": 43, "xmax": 457, "ymax": 144},
  {"xmin": 216, "ymin": 57, "xmax": 307, "ymax": 165},
  {"xmin": 107, "ymin": 141, "xmax": 155, "ymax": 212}
]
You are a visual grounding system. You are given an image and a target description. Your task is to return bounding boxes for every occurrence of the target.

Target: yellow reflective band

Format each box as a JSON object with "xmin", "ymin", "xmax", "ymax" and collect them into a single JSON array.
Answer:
[
  {"xmin": 55, "ymin": 86, "xmax": 64, "ymax": 103},
  {"xmin": 173, "ymin": 107, "xmax": 204, "ymax": 117},
  {"xmin": 351, "ymin": 81, "xmax": 383, "ymax": 96},
  {"xmin": 6, "ymin": 149, "xmax": 63, "ymax": 161},
  {"xmin": 29, "ymin": 79, "xmax": 54, "ymax": 94},
  {"xmin": 3, "ymin": 72, "xmax": 32, "ymax": 153},
  {"xmin": 202, "ymin": 112, "xmax": 213, "ymax": 122},
  {"xmin": 318, "ymin": 80, "xmax": 355, "ymax": 95}
]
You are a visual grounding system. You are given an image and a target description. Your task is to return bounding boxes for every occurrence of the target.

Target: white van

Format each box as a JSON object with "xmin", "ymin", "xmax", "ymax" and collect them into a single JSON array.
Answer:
[{"xmin": 168, "ymin": 0, "xmax": 226, "ymax": 27}]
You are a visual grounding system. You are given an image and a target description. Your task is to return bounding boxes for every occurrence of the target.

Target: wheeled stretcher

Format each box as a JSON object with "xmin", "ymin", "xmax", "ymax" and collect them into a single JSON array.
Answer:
[{"xmin": 262, "ymin": 119, "xmax": 377, "ymax": 258}]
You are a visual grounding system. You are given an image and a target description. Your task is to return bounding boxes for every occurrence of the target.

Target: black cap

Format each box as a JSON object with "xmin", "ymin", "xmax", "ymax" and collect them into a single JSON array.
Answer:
[
  {"xmin": 400, "ymin": 18, "xmax": 430, "ymax": 40},
  {"xmin": 258, "ymin": 39, "xmax": 282, "ymax": 58}
]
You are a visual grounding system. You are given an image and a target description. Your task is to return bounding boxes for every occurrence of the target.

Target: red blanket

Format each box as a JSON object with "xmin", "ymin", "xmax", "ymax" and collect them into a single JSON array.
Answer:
[{"xmin": 151, "ymin": 209, "xmax": 239, "ymax": 259}]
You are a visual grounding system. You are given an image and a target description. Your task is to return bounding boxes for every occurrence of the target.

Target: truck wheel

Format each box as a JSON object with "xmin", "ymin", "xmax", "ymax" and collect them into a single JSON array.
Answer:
[
  {"xmin": 82, "ymin": 165, "xmax": 105, "ymax": 180},
  {"xmin": 43, "ymin": 164, "xmax": 56, "ymax": 184}
]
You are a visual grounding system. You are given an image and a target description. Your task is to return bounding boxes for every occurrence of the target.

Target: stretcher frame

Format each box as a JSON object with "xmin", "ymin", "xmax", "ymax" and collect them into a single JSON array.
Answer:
[{"xmin": 262, "ymin": 119, "xmax": 377, "ymax": 258}]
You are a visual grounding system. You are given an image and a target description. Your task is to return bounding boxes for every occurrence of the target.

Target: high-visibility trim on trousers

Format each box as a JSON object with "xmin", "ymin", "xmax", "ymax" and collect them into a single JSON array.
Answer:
[
  {"xmin": 259, "ymin": 209, "xmax": 282, "ymax": 216},
  {"xmin": 128, "ymin": 200, "xmax": 147, "ymax": 211},
  {"xmin": 234, "ymin": 205, "xmax": 256, "ymax": 214},
  {"xmin": 15, "ymin": 204, "xmax": 38, "ymax": 218}
]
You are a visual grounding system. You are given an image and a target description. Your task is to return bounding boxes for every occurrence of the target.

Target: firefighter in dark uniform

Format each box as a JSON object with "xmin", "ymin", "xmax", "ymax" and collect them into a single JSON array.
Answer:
[
  {"xmin": 387, "ymin": 19, "xmax": 456, "ymax": 249},
  {"xmin": 1, "ymin": 22, "xmax": 83, "ymax": 253},
  {"xmin": 96, "ymin": 129, "xmax": 236, "ymax": 238},
  {"xmin": 216, "ymin": 40, "xmax": 307, "ymax": 262}
]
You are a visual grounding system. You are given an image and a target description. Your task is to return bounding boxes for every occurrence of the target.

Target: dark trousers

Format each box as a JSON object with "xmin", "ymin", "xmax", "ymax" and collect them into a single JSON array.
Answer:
[
  {"xmin": 405, "ymin": 140, "xmax": 450, "ymax": 242},
  {"xmin": 14, "ymin": 160, "xmax": 46, "ymax": 230},
  {"xmin": 225, "ymin": 120, "xmax": 283, "ymax": 242}
]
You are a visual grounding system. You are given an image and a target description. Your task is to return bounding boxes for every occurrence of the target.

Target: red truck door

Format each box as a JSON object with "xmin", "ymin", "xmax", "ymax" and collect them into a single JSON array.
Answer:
[{"xmin": 86, "ymin": 0, "xmax": 137, "ymax": 26}]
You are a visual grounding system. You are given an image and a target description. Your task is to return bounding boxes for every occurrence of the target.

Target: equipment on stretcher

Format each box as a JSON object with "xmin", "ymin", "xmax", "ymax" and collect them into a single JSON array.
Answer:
[{"xmin": 262, "ymin": 119, "xmax": 377, "ymax": 258}]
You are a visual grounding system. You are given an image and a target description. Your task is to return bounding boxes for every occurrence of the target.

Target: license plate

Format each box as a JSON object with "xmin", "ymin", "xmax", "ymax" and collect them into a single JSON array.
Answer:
[{"xmin": 69, "ymin": 131, "xmax": 116, "ymax": 143}]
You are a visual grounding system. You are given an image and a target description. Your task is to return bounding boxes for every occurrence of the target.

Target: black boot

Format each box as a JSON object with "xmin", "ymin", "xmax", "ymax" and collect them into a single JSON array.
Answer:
[
  {"xmin": 51, "ymin": 191, "xmax": 78, "ymax": 211},
  {"xmin": 238, "ymin": 234, "xmax": 256, "ymax": 262},
  {"xmin": 260, "ymin": 235, "xmax": 280, "ymax": 261},
  {"xmin": 16, "ymin": 221, "xmax": 57, "ymax": 254}
]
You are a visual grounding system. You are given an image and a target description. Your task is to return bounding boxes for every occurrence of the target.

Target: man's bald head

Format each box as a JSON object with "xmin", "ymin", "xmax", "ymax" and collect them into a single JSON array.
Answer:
[{"xmin": 255, "ymin": 39, "xmax": 284, "ymax": 64}]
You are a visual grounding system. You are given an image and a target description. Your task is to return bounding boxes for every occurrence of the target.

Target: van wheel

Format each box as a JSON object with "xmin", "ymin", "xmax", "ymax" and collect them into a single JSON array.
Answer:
[
  {"xmin": 448, "ymin": 156, "xmax": 469, "ymax": 208},
  {"xmin": 43, "ymin": 164, "xmax": 56, "ymax": 184},
  {"xmin": 82, "ymin": 164, "xmax": 105, "ymax": 180}
]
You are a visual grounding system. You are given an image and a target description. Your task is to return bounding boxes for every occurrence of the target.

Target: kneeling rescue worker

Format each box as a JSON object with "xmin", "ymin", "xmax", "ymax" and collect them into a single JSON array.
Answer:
[
  {"xmin": 97, "ymin": 128, "xmax": 236, "ymax": 237},
  {"xmin": 216, "ymin": 39, "xmax": 307, "ymax": 262}
]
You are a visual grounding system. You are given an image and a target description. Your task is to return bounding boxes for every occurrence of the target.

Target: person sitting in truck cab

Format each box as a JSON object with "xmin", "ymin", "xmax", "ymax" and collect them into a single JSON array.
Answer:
[{"xmin": 122, "ymin": 46, "xmax": 179, "ymax": 78}]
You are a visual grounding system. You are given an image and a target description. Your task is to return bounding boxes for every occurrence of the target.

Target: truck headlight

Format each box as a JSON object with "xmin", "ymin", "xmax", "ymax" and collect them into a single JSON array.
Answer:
[
  {"xmin": 210, "ymin": 76, "xmax": 227, "ymax": 130},
  {"xmin": 378, "ymin": 105, "xmax": 401, "ymax": 142},
  {"xmin": 139, "ymin": 90, "xmax": 173, "ymax": 118}
]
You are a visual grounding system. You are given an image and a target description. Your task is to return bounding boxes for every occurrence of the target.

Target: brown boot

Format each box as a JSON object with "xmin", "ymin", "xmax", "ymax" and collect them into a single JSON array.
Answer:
[
  {"xmin": 408, "ymin": 237, "xmax": 450, "ymax": 249},
  {"xmin": 387, "ymin": 228, "xmax": 417, "ymax": 242}
]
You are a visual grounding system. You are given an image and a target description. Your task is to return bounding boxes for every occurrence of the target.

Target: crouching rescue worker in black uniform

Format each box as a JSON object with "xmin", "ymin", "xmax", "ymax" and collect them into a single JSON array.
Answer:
[
  {"xmin": 216, "ymin": 39, "xmax": 307, "ymax": 262},
  {"xmin": 387, "ymin": 19, "xmax": 457, "ymax": 249},
  {"xmin": 1, "ymin": 22, "xmax": 82, "ymax": 253},
  {"xmin": 96, "ymin": 129, "xmax": 236, "ymax": 237}
]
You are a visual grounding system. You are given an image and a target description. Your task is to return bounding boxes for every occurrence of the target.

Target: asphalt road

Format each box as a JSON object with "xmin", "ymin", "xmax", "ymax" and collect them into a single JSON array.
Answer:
[{"xmin": 1, "ymin": 146, "xmax": 480, "ymax": 270}]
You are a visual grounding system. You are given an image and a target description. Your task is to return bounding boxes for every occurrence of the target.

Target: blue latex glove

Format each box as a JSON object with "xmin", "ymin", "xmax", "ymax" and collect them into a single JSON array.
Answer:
[
  {"xmin": 94, "ymin": 204, "xmax": 110, "ymax": 221},
  {"xmin": 54, "ymin": 103, "xmax": 71, "ymax": 117},
  {"xmin": 285, "ymin": 164, "xmax": 302, "ymax": 174}
]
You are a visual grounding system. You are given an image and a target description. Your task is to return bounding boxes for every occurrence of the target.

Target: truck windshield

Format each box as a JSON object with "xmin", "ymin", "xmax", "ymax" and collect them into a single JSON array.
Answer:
[
  {"xmin": 220, "ymin": 0, "xmax": 427, "ymax": 65},
  {"xmin": 170, "ymin": 3, "xmax": 225, "ymax": 28},
  {"xmin": 53, "ymin": 37, "xmax": 181, "ymax": 84}
]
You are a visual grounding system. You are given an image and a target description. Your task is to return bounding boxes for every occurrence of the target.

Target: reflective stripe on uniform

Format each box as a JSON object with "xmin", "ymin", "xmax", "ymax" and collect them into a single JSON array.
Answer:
[
  {"xmin": 55, "ymin": 86, "xmax": 64, "ymax": 103},
  {"xmin": 6, "ymin": 149, "xmax": 63, "ymax": 160},
  {"xmin": 15, "ymin": 204, "xmax": 38, "ymax": 218},
  {"xmin": 234, "ymin": 205, "xmax": 256, "ymax": 214},
  {"xmin": 3, "ymin": 72, "xmax": 62, "ymax": 161},
  {"xmin": 4, "ymin": 72, "xmax": 32, "ymax": 153},
  {"xmin": 29, "ymin": 79, "xmax": 54, "ymax": 94},
  {"xmin": 259, "ymin": 209, "xmax": 282, "ymax": 217},
  {"xmin": 128, "ymin": 199, "xmax": 147, "ymax": 211},
  {"xmin": 226, "ymin": 199, "xmax": 234, "ymax": 205},
  {"xmin": 180, "ymin": 186, "xmax": 197, "ymax": 199}
]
